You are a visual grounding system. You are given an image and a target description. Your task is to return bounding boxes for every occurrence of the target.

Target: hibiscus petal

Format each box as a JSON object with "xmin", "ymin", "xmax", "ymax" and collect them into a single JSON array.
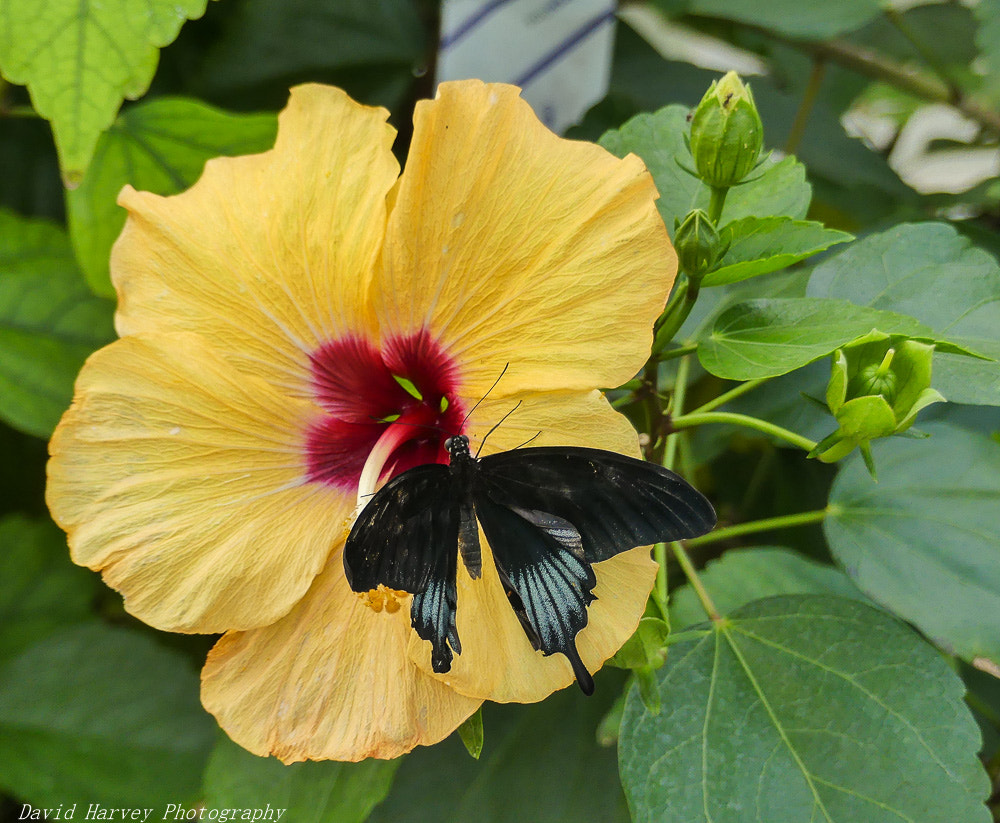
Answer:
[
  {"xmin": 407, "ymin": 390, "xmax": 658, "ymax": 702},
  {"xmin": 201, "ymin": 554, "xmax": 482, "ymax": 763},
  {"xmin": 47, "ymin": 333, "xmax": 346, "ymax": 633},
  {"xmin": 112, "ymin": 84, "xmax": 399, "ymax": 398},
  {"xmin": 377, "ymin": 79, "xmax": 676, "ymax": 400}
]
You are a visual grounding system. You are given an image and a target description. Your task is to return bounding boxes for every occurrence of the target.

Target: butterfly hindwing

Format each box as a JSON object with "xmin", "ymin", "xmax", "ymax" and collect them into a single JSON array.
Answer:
[
  {"xmin": 473, "ymin": 494, "xmax": 597, "ymax": 695},
  {"xmin": 477, "ymin": 447, "xmax": 716, "ymax": 563},
  {"xmin": 343, "ymin": 463, "xmax": 462, "ymax": 671}
]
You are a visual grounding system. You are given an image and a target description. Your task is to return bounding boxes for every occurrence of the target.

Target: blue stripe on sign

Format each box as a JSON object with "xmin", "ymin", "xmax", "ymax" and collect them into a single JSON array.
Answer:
[
  {"xmin": 440, "ymin": 0, "xmax": 519, "ymax": 50},
  {"xmin": 512, "ymin": 9, "xmax": 616, "ymax": 89}
]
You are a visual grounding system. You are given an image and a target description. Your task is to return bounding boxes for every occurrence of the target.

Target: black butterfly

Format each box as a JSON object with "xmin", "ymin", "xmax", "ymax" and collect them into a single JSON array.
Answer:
[{"xmin": 344, "ymin": 434, "xmax": 715, "ymax": 694}]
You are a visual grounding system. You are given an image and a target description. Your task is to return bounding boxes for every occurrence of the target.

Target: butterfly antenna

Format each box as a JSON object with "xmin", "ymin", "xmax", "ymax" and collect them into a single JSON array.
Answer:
[
  {"xmin": 460, "ymin": 363, "xmax": 509, "ymax": 432},
  {"xmin": 511, "ymin": 430, "xmax": 542, "ymax": 450},
  {"xmin": 475, "ymin": 400, "xmax": 522, "ymax": 458}
]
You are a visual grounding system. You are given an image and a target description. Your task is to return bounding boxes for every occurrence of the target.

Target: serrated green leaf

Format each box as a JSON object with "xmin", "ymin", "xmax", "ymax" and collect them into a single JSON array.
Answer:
[
  {"xmin": 368, "ymin": 680, "xmax": 629, "ymax": 823},
  {"xmin": 697, "ymin": 296, "xmax": 967, "ymax": 380},
  {"xmin": 619, "ymin": 595, "xmax": 990, "ymax": 823},
  {"xmin": 670, "ymin": 546, "xmax": 868, "ymax": 629},
  {"xmin": 826, "ymin": 422, "xmax": 1000, "ymax": 670},
  {"xmin": 809, "ymin": 222, "xmax": 1000, "ymax": 406},
  {"xmin": 0, "ymin": 623, "xmax": 215, "ymax": 807},
  {"xmin": 0, "ymin": 210, "xmax": 114, "ymax": 437},
  {"xmin": 0, "ymin": 515, "xmax": 98, "ymax": 661},
  {"xmin": 681, "ymin": 0, "xmax": 882, "ymax": 39},
  {"xmin": 67, "ymin": 97, "xmax": 278, "ymax": 296},
  {"xmin": 700, "ymin": 216, "xmax": 853, "ymax": 287},
  {"xmin": 203, "ymin": 733, "xmax": 398, "ymax": 823},
  {"xmin": 0, "ymin": 0, "xmax": 210, "ymax": 184},
  {"xmin": 599, "ymin": 105, "xmax": 811, "ymax": 231}
]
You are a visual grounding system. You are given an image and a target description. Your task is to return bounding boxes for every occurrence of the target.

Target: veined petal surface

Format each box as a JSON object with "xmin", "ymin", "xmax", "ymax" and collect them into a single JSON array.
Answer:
[
  {"xmin": 201, "ymin": 555, "xmax": 482, "ymax": 763},
  {"xmin": 377, "ymin": 80, "xmax": 676, "ymax": 399},
  {"xmin": 409, "ymin": 390, "xmax": 658, "ymax": 701},
  {"xmin": 47, "ymin": 333, "xmax": 346, "ymax": 633},
  {"xmin": 112, "ymin": 84, "xmax": 399, "ymax": 399}
]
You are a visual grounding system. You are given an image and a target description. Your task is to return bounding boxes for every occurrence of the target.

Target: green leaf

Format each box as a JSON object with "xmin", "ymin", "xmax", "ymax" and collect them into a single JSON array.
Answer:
[
  {"xmin": 619, "ymin": 595, "xmax": 990, "ymax": 823},
  {"xmin": 609, "ymin": 616, "xmax": 669, "ymax": 671},
  {"xmin": 368, "ymin": 679, "xmax": 629, "ymax": 823},
  {"xmin": 700, "ymin": 216, "xmax": 853, "ymax": 287},
  {"xmin": 457, "ymin": 709, "xmax": 485, "ymax": 760},
  {"xmin": 0, "ymin": 623, "xmax": 215, "ymax": 807},
  {"xmin": 67, "ymin": 97, "xmax": 278, "ymax": 296},
  {"xmin": 697, "ymin": 297, "xmax": 952, "ymax": 380},
  {"xmin": 203, "ymin": 733, "xmax": 398, "ymax": 823},
  {"xmin": 826, "ymin": 422, "xmax": 1000, "ymax": 670},
  {"xmin": 0, "ymin": 210, "xmax": 115, "ymax": 437},
  {"xmin": 680, "ymin": 0, "xmax": 882, "ymax": 39},
  {"xmin": 0, "ymin": 0, "xmax": 209, "ymax": 184},
  {"xmin": 197, "ymin": 0, "xmax": 425, "ymax": 106},
  {"xmin": 670, "ymin": 546, "xmax": 868, "ymax": 630},
  {"xmin": 809, "ymin": 222, "xmax": 1000, "ymax": 406},
  {"xmin": 0, "ymin": 516, "xmax": 97, "ymax": 661},
  {"xmin": 0, "ymin": 422, "xmax": 49, "ymax": 516},
  {"xmin": 974, "ymin": 0, "xmax": 1000, "ymax": 104},
  {"xmin": 599, "ymin": 105, "xmax": 811, "ymax": 232}
]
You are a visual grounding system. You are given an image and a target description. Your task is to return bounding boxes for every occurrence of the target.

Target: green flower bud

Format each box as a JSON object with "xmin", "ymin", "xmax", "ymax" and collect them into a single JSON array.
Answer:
[
  {"xmin": 673, "ymin": 209, "xmax": 727, "ymax": 278},
  {"xmin": 847, "ymin": 349, "xmax": 897, "ymax": 406},
  {"xmin": 813, "ymin": 331, "xmax": 945, "ymax": 476},
  {"xmin": 689, "ymin": 71, "xmax": 763, "ymax": 188}
]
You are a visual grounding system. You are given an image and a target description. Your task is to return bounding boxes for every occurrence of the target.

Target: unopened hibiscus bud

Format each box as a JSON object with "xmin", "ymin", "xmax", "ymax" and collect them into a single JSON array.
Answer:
[
  {"xmin": 812, "ymin": 331, "xmax": 945, "ymax": 475},
  {"xmin": 689, "ymin": 71, "xmax": 763, "ymax": 188},
  {"xmin": 674, "ymin": 209, "xmax": 728, "ymax": 279}
]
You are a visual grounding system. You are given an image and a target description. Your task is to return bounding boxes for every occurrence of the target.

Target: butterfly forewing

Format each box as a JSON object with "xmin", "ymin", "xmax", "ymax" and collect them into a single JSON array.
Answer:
[
  {"xmin": 344, "ymin": 463, "xmax": 465, "ymax": 674},
  {"xmin": 343, "ymin": 464, "xmax": 457, "ymax": 595},
  {"xmin": 476, "ymin": 447, "xmax": 717, "ymax": 562}
]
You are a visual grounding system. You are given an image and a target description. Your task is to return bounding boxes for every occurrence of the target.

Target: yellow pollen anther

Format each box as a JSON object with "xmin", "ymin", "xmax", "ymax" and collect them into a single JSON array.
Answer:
[{"xmin": 360, "ymin": 584, "xmax": 408, "ymax": 613}]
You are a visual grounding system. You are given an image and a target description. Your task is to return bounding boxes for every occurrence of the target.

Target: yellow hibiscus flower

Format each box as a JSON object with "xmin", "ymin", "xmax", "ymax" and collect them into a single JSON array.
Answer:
[{"xmin": 46, "ymin": 80, "xmax": 677, "ymax": 762}]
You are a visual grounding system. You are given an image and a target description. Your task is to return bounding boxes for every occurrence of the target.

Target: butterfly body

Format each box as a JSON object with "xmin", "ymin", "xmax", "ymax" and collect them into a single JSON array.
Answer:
[{"xmin": 344, "ymin": 435, "xmax": 715, "ymax": 694}]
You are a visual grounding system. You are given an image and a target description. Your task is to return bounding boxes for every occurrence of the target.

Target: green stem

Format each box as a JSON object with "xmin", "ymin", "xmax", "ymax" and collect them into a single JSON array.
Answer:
[
  {"xmin": 652, "ymin": 278, "xmax": 690, "ymax": 354},
  {"xmin": 785, "ymin": 59, "xmax": 826, "ymax": 155},
  {"xmin": 686, "ymin": 378, "xmax": 767, "ymax": 415},
  {"xmin": 707, "ymin": 186, "xmax": 729, "ymax": 224},
  {"xmin": 662, "ymin": 354, "xmax": 691, "ymax": 470},
  {"xmin": 670, "ymin": 410, "xmax": 817, "ymax": 451},
  {"xmin": 653, "ymin": 543, "xmax": 669, "ymax": 618},
  {"xmin": 652, "ymin": 350, "xmax": 692, "ymax": 614},
  {"xmin": 685, "ymin": 509, "xmax": 829, "ymax": 549},
  {"xmin": 658, "ymin": 341, "xmax": 698, "ymax": 361},
  {"xmin": 671, "ymin": 541, "xmax": 721, "ymax": 621}
]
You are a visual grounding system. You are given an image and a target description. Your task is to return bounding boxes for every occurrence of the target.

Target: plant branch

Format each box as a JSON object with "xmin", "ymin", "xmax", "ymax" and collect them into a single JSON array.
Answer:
[
  {"xmin": 785, "ymin": 58, "xmax": 826, "ymax": 155},
  {"xmin": 670, "ymin": 410, "xmax": 817, "ymax": 451},
  {"xmin": 685, "ymin": 508, "xmax": 829, "ymax": 549},
  {"xmin": 791, "ymin": 35, "xmax": 1000, "ymax": 132},
  {"xmin": 884, "ymin": 8, "xmax": 964, "ymax": 104},
  {"xmin": 686, "ymin": 377, "xmax": 768, "ymax": 415},
  {"xmin": 688, "ymin": 13, "xmax": 1000, "ymax": 133},
  {"xmin": 671, "ymin": 540, "xmax": 721, "ymax": 621}
]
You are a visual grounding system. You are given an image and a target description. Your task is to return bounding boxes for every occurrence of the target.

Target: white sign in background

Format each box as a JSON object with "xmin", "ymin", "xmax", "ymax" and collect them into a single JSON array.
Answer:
[{"xmin": 436, "ymin": 0, "xmax": 616, "ymax": 134}]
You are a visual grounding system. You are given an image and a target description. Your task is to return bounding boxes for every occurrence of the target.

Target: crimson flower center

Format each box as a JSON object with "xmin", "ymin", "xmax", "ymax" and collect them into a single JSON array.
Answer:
[{"xmin": 305, "ymin": 330, "xmax": 465, "ymax": 491}]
